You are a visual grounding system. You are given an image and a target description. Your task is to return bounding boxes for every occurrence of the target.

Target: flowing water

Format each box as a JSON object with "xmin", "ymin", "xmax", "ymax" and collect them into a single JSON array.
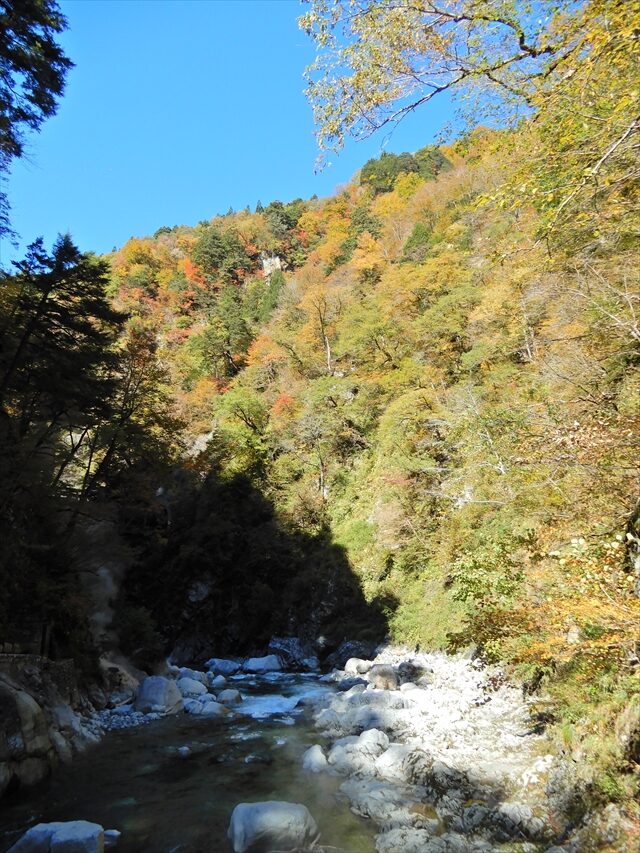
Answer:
[{"xmin": 0, "ymin": 673, "xmax": 377, "ymax": 852}]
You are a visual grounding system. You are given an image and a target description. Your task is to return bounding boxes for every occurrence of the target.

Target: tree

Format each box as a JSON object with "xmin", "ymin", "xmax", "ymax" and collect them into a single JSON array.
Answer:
[
  {"xmin": 0, "ymin": 0, "xmax": 73, "ymax": 235},
  {"xmin": 300, "ymin": 0, "xmax": 581, "ymax": 153},
  {"xmin": 301, "ymin": 0, "xmax": 640, "ymax": 249},
  {"xmin": 0, "ymin": 235, "xmax": 124, "ymax": 449}
]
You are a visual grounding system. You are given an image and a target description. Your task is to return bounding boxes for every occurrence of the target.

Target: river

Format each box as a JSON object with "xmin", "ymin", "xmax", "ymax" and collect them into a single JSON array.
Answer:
[{"xmin": 0, "ymin": 672, "xmax": 377, "ymax": 852}]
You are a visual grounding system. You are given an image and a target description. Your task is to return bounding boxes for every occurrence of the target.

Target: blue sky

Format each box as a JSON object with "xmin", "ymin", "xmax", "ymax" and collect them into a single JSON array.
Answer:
[{"xmin": 2, "ymin": 0, "xmax": 453, "ymax": 265}]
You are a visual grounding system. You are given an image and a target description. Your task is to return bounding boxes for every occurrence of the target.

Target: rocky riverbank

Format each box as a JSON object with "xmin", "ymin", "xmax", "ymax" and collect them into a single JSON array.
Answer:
[
  {"xmin": 300, "ymin": 647, "xmax": 635, "ymax": 853},
  {"xmin": 0, "ymin": 655, "xmax": 103, "ymax": 798},
  {"xmin": 3, "ymin": 644, "xmax": 635, "ymax": 852}
]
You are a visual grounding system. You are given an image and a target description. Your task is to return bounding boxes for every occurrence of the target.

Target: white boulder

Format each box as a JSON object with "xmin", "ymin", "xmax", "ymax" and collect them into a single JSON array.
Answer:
[
  {"xmin": 345, "ymin": 658, "xmax": 373, "ymax": 676},
  {"xmin": 227, "ymin": 801, "xmax": 319, "ymax": 852},
  {"xmin": 176, "ymin": 677, "xmax": 208, "ymax": 697},
  {"xmin": 302, "ymin": 745, "xmax": 328, "ymax": 773},
  {"xmin": 8, "ymin": 820, "xmax": 107, "ymax": 853},
  {"xmin": 134, "ymin": 676, "xmax": 183, "ymax": 715},
  {"xmin": 374, "ymin": 744, "xmax": 413, "ymax": 782},
  {"xmin": 242, "ymin": 655, "xmax": 282, "ymax": 673},
  {"xmin": 183, "ymin": 698, "xmax": 204, "ymax": 715}
]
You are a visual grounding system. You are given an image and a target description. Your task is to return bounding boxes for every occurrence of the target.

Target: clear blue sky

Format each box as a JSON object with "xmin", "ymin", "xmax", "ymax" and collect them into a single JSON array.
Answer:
[{"xmin": 2, "ymin": 0, "xmax": 453, "ymax": 265}]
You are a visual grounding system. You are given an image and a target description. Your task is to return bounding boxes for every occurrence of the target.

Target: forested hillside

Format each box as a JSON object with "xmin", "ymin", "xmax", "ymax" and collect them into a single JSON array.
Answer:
[{"xmin": 0, "ymin": 0, "xmax": 638, "ymax": 828}]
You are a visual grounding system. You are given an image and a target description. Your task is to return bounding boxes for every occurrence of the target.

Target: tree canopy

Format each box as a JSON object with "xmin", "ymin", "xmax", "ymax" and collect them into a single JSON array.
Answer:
[{"xmin": 0, "ymin": 0, "xmax": 73, "ymax": 235}]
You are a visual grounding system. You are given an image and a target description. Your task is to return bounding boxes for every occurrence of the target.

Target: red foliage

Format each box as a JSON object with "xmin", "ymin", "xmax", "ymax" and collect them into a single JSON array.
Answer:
[
  {"xmin": 271, "ymin": 393, "xmax": 296, "ymax": 417},
  {"xmin": 183, "ymin": 259, "xmax": 206, "ymax": 287}
]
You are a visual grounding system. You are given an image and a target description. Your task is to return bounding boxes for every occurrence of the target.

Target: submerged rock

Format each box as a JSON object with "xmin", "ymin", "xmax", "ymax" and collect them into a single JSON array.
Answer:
[
  {"xmin": 134, "ymin": 676, "xmax": 183, "ymax": 716},
  {"xmin": 227, "ymin": 801, "xmax": 320, "ymax": 852}
]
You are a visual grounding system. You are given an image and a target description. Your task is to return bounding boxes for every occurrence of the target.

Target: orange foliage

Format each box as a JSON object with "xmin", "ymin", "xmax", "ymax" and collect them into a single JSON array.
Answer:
[{"xmin": 271, "ymin": 393, "xmax": 296, "ymax": 417}]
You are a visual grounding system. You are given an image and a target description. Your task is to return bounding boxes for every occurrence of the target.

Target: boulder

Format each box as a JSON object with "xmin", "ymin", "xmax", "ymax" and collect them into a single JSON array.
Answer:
[
  {"xmin": 268, "ymin": 638, "xmax": 319, "ymax": 671},
  {"xmin": 397, "ymin": 660, "xmax": 429, "ymax": 685},
  {"xmin": 339, "ymin": 778, "xmax": 418, "ymax": 824},
  {"xmin": 227, "ymin": 801, "xmax": 320, "ymax": 852},
  {"xmin": 302, "ymin": 745, "xmax": 328, "ymax": 773},
  {"xmin": 217, "ymin": 689, "xmax": 242, "ymax": 705},
  {"xmin": 205, "ymin": 658, "xmax": 241, "ymax": 676},
  {"xmin": 327, "ymin": 729, "xmax": 389, "ymax": 776},
  {"xmin": 345, "ymin": 658, "xmax": 373, "ymax": 676},
  {"xmin": 242, "ymin": 655, "xmax": 282, "ymax": 674},
  {"xmin": 134, "ymin": 676, "xmax": 183, "ymax": 715},
  {"xmin": 199, "ymin": 701, "xmax": 228, "ymax": 717},
  {"xmin": 183, "ymin": 698, "xmax": 205, "ymax": 715},
  {"xmin": 376, "ymin": 828, "xmax": 440, "ymax": 853},
  {"xmin": 375, "ymin": 744, "xmax": 413, "ymax": 782},
  {"xmin": 325, "ymin": 640, "xmax": 378, "ymax": 670},
  {"xmin": 207, "ymin": 673, "xmax": 227, "ymax": 691},
  {"xmin": 98, "ymin": 654, "xmax": 141, "ymax": 705},
  {"xmin": 0, "ymin": 682, "xmax": 54, "ymax": 794},
  {"xmin": 8, "ymin": 820, "xmax": 106, "ymax": 853},
  {"xmin": 176, "ymin": 677, "xmax": 208, "ymax": 698},
  {"xmin": 367, "ymin": 665, "xmax": 399, "ymax": 690},
  {"xmin": 184, "ymin": 697, "xmax": 228, "ymax": 717},
  {"xmin": 177, "ymin": 667, "xmax": 207, "ymax": 684}
]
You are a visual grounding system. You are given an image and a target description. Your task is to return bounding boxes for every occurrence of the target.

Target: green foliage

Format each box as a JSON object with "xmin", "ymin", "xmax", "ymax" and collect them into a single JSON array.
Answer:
[
  {"xmin": 192, "ymin": 226, "xmax": 255, "ymax": 284},
  {"xmin": 401, "ymin": 221, "xmax": 432, "ymax": 263},
  {"xmin": 0, "ymin": 0, "xmax": 73, "ymax": 235},
  {"xmin": 448, "ymin": 531, "xmax": 531, "ymax": 605},
  {"xmin": 360, "ymin": 148, "xmax": 451, "ymax": 196},
  {"xmin": 361, "ymin": 151, "xmax": 419, "ymax": 195},
  {"xmin": 258, "ymin": 268, "xmax": 286, "ymax": 322},
  {"xmin": 414, "ymin": 145, "xmax": 452, "ymax": 180}
]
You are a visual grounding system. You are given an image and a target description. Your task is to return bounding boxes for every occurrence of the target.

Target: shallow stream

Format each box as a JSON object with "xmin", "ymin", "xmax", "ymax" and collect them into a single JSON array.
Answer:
[{"xmin": 0, "ymin": 673, "xmax": 377, "ymax": 852}]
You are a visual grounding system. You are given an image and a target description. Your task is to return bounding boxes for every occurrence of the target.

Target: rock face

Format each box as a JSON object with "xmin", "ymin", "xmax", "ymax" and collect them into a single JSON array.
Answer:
[
  {"xmin": 134, "ymin": 676, "xmax": 183, "ymax": 715},
  {"xmin": 0, "ymin": 659, "xmax": 100, "ymax": 799},
  {"xmin": 227, "ymin": 801, "xmax": 320, "ymax": 853},
  {"xmin": 97, "ymin": 654, "xmax": 141, "ymax": 705},
  {"xmin": 8, "ymin": 820, "xmax": 107, "ymax": 853},
  {"xmin": 241, "ymin": 655, "xmax": 282, "ymax": 674}
]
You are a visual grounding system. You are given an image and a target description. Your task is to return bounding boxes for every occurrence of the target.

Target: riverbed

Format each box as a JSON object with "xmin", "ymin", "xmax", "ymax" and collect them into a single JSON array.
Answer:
[{"xmin": 0, "ymin": 673, "xmax": 377, "ymax": 852}]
